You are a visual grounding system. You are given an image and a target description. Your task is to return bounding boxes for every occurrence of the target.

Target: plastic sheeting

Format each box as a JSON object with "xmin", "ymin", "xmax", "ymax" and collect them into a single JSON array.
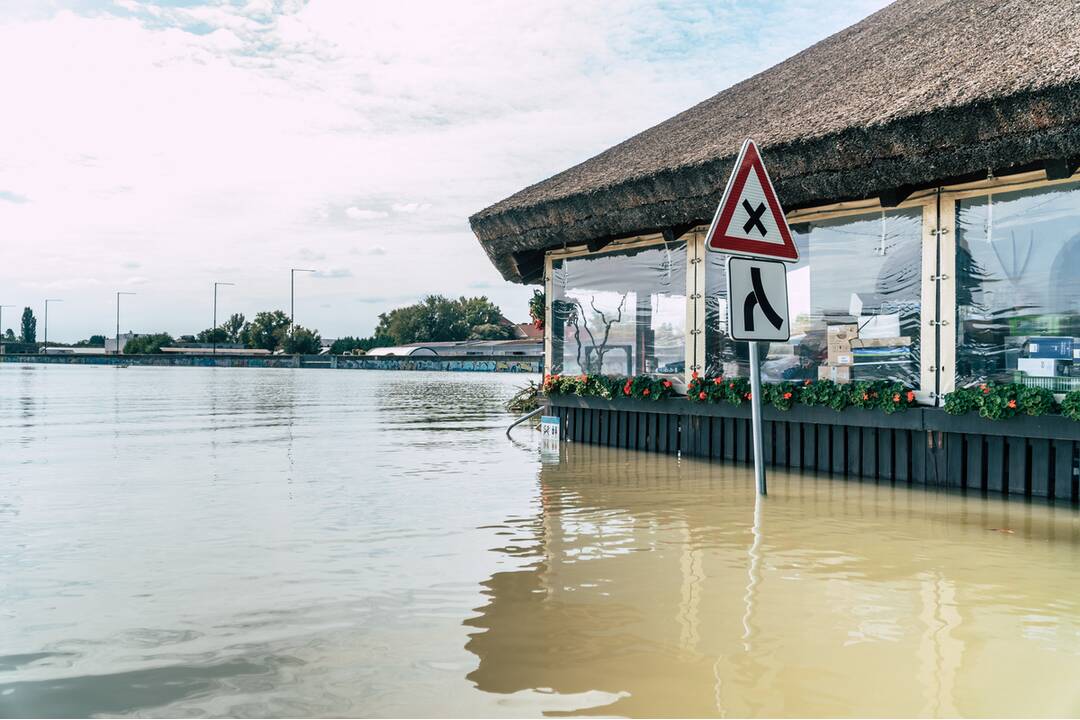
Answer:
[
  {"xmin": 955, "ymin": 181, "xmax": 1080, "ymax": 389},
  {"xmin": 705, "ymin": 207, "xmax": 923, "ymax": 386},
  {"xmin": 550, "ymin": 242, "xmax": 686, "ymax": 376}
]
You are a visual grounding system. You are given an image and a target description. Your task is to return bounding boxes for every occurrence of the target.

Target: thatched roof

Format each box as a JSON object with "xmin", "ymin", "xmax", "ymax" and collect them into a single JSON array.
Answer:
[{"xmin": 471, "ymin": 0, "xmax": 1080, "ymax": 283}]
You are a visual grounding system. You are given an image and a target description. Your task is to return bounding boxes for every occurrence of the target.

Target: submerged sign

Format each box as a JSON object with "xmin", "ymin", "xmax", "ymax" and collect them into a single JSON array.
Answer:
[{"xmin": 705, "ymin": 139, "xmax": 799, "ymax": 262}]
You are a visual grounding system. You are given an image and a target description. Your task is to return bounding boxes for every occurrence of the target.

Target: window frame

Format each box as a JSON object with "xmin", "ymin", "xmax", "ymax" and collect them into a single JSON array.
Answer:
[{"xmin": 541, "ymin": 168, "xmax": 1080, "ymax": 400}]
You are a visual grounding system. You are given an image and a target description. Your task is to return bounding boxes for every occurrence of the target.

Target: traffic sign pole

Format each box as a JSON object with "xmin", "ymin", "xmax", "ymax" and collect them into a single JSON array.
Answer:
[
  {"xmin": 709, "ymin": 138, "xmax": 796, "ymax": 497},
  {"xmin": 749, "ymin": 342, "xmax": 767, "ymax": 496}
]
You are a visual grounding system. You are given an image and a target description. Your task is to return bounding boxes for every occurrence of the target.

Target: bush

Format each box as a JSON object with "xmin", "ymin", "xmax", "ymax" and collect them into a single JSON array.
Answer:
[
  {"xmin": 1061, "ymin": 390, "xmax": 1080, "ymax": 421},
  {"xmin": 943, "ymin": 382, "xmax": 1057, "ymax": 420},
  {"xmin": 123, "ymin": 333, "xmax": 174, "ymax": 354},
  {"xmin": 543, "ymin": 373, "xmax": 674, "ymax": 402}
]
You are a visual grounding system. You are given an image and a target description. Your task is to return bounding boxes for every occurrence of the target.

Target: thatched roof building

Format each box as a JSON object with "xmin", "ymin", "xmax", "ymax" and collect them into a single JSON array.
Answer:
[{"xmin": 470, "ymin": 0, "xmax": 1080, "ymax": 283}]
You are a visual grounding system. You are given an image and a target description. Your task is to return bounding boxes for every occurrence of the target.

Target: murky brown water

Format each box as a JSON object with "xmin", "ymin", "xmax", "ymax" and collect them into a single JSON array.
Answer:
[{"xmin": 1, "ymin": 366, "xmax": 1079, "ymax": 717}]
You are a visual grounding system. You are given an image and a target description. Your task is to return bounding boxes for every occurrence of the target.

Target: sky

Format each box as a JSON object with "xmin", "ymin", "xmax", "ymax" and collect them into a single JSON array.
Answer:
[{"xmin": 0, "ymin": 0, "xmax": 889, "ymax": 342}]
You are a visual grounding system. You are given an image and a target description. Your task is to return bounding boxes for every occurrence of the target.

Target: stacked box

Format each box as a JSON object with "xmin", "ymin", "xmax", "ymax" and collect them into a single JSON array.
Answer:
[{"xmin": 821, "ymin": 323, "xmax": 859, "ymax": 382}]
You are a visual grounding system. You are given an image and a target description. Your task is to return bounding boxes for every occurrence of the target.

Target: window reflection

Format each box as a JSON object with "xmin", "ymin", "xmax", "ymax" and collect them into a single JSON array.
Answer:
[
  {"xmin": 550, "ymin": 243, "xmax": 687, "ymax": 376},
  {"xmin": 956, "ymin": 182, "xmax": 1080, "ymax": 390},
  {"xmin": 706, "ymin": 207, "xmax": 923, "ymax": 387}
]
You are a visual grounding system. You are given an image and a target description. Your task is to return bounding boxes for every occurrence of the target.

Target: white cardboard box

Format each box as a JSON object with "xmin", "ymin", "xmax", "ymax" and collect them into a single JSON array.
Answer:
[{"xmin": 1018, "ymin": 358, "xmax": 1057, "ymax": 377}]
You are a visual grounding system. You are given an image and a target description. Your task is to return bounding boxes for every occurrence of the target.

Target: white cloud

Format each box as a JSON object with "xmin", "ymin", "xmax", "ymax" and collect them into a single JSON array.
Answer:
[
  {"xmin": 345, "ymin": 207, "xmax": 389, "ymax": 221},
  {"xmin": 0, "ymin": 0, "xmax": 888, "ymax": 340},
  {"xmin": 313, "ymin": 268, "xmax": 352, "ymax": 279},
  {"xmin": 391, "ymin": 202, "xmax": 430, "ymax": 214}
]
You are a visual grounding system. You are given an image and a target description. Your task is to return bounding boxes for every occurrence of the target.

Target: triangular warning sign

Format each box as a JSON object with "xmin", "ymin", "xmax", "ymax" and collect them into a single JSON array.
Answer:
[{"xmin": 705, "ymin": 139, "xmax": 799, "ymax": 261}]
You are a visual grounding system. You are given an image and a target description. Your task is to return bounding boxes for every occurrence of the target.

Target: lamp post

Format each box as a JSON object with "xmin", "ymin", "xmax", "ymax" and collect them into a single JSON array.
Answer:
[
  {"xmin": 43, "ymin": 298, "xmax": 62, "ymax": 351},
  {"xmin": 116, "ymin": 292, "xmax": 136, "ymax": 355},
  {"xmin": 0, "ymin": 305, "xmax": 13, "ymax": 347},
  {"xmin": 213, "ymin": 282, "xmax": 234, "ymax": 356},
  {"xmin": 290, "ymin": 268, "xmax": 316, "ymax": 334}
]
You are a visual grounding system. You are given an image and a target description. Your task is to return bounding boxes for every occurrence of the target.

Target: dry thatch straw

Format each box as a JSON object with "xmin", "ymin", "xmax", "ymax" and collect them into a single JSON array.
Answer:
[{"xmin": 471, "ymin": 0, "xmax": 1080, "ymax": 283}]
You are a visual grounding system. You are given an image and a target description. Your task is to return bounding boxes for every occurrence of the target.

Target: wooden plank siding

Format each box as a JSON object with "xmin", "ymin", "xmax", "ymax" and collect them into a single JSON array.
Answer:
[{"xmin": 546, "ymin": 397, "xmax": 1080, "ymax": 502}]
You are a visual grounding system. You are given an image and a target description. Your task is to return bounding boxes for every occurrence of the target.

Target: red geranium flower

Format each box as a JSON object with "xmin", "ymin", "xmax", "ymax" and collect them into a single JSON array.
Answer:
[
  {"xmin": 862, "ymin": 392, "xmax": 869, "ymax": 400},
  {"xmin": 745, "ymin": 392, "xmax": 752, "ymax": 400},
  {"xmin": 692, "ymin": 370, "xmax": 699, "ymax": 379},
  {"xmin": 714, "ymin": 378, "xmax": 722, "ymax": 385},
  {"xmin": 698, "ymin": 391, "xmax": 706, "ymax": 400},
  {"xmin": 804, "ymin": 379, "xmax": 812, "ymax": 386},
  {"xmin": 783, "ymin": 392, "xmax": 792, "ymax": 400},
  {"xmin": 906, "ymin": 390, "xmax": 915, "ymax": 402},
  {"xmin": 729, "ymin": 382, "xmax": 735, "ymax": 389},
  {"xmin": 980, "ymin": 384, "xmax": 989, "ymax": 394},
  {"xmin": 1007, "ymin": 399, "xmax": 1017, "ymax": 409},
  {"xmin": 643, "ymin": 388, "xmax": 651, "ymax": 396},
  {"xmin": 662, "ymin": 380, "xmax": 672, "ymax": 388},
  {"xmin": 893, "ymin": 393, "xmax": 901, "ymax": 403}
]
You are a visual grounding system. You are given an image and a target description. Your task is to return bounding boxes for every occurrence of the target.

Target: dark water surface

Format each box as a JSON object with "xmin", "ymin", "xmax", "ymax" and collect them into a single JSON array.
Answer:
[{"xmin": 1, "ymin": 365, "xmax": 1078, "ymax": 717}]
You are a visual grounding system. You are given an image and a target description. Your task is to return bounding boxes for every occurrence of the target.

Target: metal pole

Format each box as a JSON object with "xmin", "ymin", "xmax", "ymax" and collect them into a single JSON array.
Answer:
[
  {"xmin": 212, "ymin": 282, "xmax": 234, "ymax": 356},
  {"xmin": 116, "ymin": 292, "xmax": 134, "ymax": 355},
  {"xmin": 289, "ymin": 269, "xmax": 315, "ymax": 335},
  {"xmin": 749, "ymin": 341, "xmax": 767, "ymax": 495},
  {"xmin": 43, "ymin": 302, "xmax": 47, "ymax": 350}
]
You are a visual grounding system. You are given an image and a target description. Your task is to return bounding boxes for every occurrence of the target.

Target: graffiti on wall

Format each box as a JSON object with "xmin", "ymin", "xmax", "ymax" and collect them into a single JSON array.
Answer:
[{"xmin": 0, "ymin": 354, "xmax": 541, "ymax": 373}]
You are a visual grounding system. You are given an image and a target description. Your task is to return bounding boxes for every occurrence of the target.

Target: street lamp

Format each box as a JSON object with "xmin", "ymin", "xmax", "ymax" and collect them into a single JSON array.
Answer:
[
  {"xmin": 43, "ymin": 298, "xmax": 62, "ymax": 351},
  {"xmin": 290, "ymin": 268, "xmax": 316, "ymax": 333},
  {"xmin": 116, "ymin": 292, "xmax": 136, "ymax": 355},
  {"xmin": 0, "ymin": 305, "xmax": 13, "ymax": 347},
  {"xmin": 212, "ymin": 282, "xmax": 234, "ymax": 356}
]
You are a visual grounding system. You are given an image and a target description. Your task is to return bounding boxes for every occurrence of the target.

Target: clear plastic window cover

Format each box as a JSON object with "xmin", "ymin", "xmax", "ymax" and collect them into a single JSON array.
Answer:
[
  {"xmin": 550, "ymin": 242, "xmax": 687, "ymax": 376},
  {"xmin": 705, "ymin": 207, "xmax": 922, "ymax": 386},
  {"xmin": 956, "ymin": 181, "xmax": 1080, "ymax": 389}
]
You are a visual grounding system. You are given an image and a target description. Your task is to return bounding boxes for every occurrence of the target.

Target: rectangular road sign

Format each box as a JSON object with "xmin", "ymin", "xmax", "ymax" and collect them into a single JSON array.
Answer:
[{"xmin": 725, "ymin": 256, "xmax": 790, "ymax": 341}]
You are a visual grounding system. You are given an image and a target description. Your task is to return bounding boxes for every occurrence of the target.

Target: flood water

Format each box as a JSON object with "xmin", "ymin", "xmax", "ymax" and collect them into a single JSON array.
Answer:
[{"xmin": 1, "ymin": 365, "xmax": 1079, "ymax": 718}]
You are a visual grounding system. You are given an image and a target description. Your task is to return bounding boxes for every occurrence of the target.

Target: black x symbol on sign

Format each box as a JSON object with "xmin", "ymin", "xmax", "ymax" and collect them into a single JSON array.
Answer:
[{"xmin": 742, "ymin": 199, "xmax": 767, "ymax": 237}]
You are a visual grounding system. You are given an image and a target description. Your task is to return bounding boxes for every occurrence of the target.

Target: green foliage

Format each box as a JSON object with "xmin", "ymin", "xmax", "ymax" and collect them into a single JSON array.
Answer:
[
  {"xmin": 687, "ymin": 376, "xmax": 917, "ymax": 414},
  {"xmin": 800, "ymin": 379, "xmax": 849, "ymax": 411},
  {"xmin": 468, "ymin": 323, "xmax": 513, "ymax": 340},
  {"xmin": 943, "ymin": 382, "xmax": 1058, "ymax": 420},
  {"xmin": 222, "ymin": 313, "xmax": 247, "ymax": 343},
  {"xmin": 196, "ymin": 327, "xmax": 229, "ymax": 343},
  {"xmin": 124, "ymin": 333, "xmax": 174, "ymax": 354},
  {"xmin": 330, "ymin": 335, "xmax": 394, "ymax": 354},
  {"xmin": 374, "ymin": 295, "xmax": 507, "ymax": 345},
  {"xmin": 3, "ymin": 329, "xmax": 14, "ymax": 341},
  {"xmin": 543, "ymin": 373, "xmax": 675, "ymax": 402},
  {"xmin": 242, "ymin": 310, "xmax": 291, "ymax": 351},
  {"xmin": 763, "ymin": 381, "xmax": 800, "ymax": 411},
  {"xmin": 74, "ymin": 334, "xmax": 106, "ymax": 347},
  {"xmin": 1061, "ymin": 391, "xmax": 1080, "ymax": 421},
  {"xmin": 281, "ymin": 326, "xmax": 321, "ymax": 354},
  {"xmin": 528, "ymin": 289, "xmax": 545, "ymax": 329},
  {"xmin": 20, "ymin": 307, "xmax": 36, "ymax": 344}
]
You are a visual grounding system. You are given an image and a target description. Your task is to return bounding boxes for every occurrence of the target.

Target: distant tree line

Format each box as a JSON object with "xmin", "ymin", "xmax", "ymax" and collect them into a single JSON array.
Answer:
[{"xmin": 4, "ymin": 294, "xmax": 525, "ymax": 356}]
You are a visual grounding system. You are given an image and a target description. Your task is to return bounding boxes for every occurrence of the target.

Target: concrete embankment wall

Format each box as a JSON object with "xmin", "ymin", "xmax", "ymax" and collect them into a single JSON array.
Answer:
[{"xmin": 0, "ymin": 353, "xmax": 541, "ymax": 373}]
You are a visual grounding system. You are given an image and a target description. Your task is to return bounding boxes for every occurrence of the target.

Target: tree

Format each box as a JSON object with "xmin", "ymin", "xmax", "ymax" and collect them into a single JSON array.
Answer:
[
  {"xmin": 282, "ymin": 325, "xmax": 321, "ymax": 354},
  {"xmin": 373, "ymin": 295, "xmax": 509, "ymax": 345},
  {"xmin": 20, "ymin": 307, "xmax": 36, "ymax": 344},
  {"xmin": 4, "ymin": 329, "xmax": 15, "ymax": 341},
  {"xmin": 196, "ymin": 327, "xmax": 228, "ymax": 344},
  {"xmin": 222, "ymin": 313, "xmax": 247, "ymax": 343},
  {"xmin": 330, "ymin": 335, "xmax": 392, "ymax": 354},
  {"xmin": 74, "ymin": 335, "xmax": 106, "ymax": 347},
  {"xmin": 469, "ymin": 323, "xmax": 512, "ymax": 340},
  {"xmin": 124, "ymin": 333, "xmax": 174, "ymax": 354},
  {"xmin": 529, "ymin": 289, "xmax": 545, "ymax": 330},
  {"xmin": 242, "ymin": 310, "xmax": 291, "ymax": 351}
]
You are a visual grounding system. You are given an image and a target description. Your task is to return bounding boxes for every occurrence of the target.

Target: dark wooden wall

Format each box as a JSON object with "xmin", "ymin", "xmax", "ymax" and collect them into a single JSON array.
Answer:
[{"xmin": 548, "ymin": 399, "xmax": 1079, "ymax": 502}]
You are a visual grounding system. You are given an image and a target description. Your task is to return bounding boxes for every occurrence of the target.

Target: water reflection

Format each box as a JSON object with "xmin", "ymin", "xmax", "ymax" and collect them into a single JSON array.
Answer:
[{"xmin": 466, "ymin": 443, "xmax": 1080, "ymax": 717}]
